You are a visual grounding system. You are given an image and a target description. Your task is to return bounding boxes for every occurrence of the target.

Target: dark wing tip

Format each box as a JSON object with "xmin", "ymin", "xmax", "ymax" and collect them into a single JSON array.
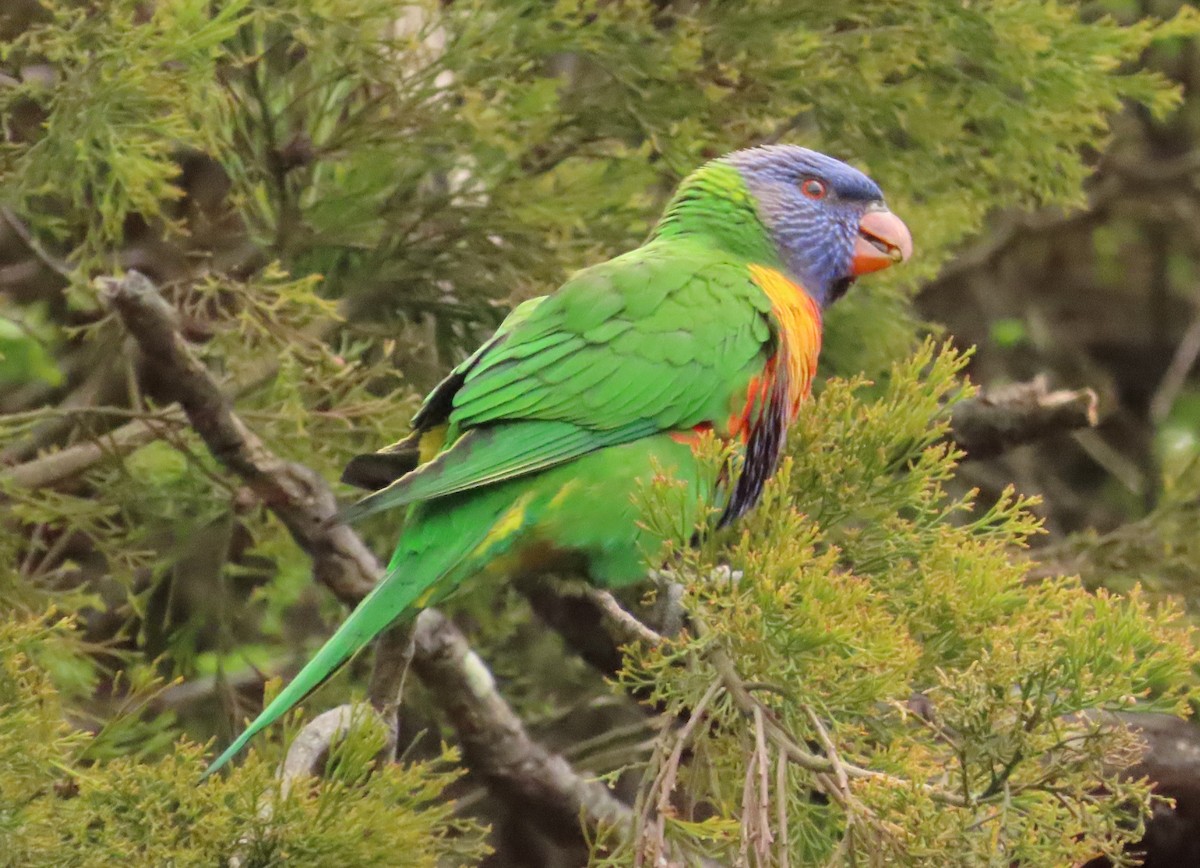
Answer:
[{"xmin": 340, "ymin": 450, "xmax": 420, "ymax": 491}]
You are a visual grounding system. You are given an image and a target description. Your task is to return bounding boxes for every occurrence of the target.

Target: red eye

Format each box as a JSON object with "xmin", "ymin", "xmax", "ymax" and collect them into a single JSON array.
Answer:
[{"xmin": 801, "ymin": 178, "xmax": 826, "ymax": 199}]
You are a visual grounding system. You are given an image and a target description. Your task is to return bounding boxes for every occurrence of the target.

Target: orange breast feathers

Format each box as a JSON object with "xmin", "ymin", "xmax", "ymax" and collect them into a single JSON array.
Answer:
[
  {"xmin": 669, "ymin": 265, "xmax": 822, "ymax": 449},
  {"xmin": 744, "ymin": 263, "xmax": 822, "ymax": 421}
]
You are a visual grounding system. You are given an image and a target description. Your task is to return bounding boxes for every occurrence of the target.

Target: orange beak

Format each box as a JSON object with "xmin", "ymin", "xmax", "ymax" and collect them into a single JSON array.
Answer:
[{"xmin": 852, "ymin": 209, "xmax": 913, "ymax": 276}]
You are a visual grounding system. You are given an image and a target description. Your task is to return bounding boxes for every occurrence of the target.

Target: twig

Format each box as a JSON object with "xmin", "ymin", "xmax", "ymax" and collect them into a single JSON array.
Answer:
[
  {"xmin": 637, "ymin": 678, "xmax": 722, "ymax": 865},
  {"xmin": 1, "ymin": 411, "xmax": 184, "ymax": 489},
  {"xmin": 804, "ymin": 707, "xmax": 850, "ymax": 796},
  {"xmin": 706, "ymin": 638, "xmax": 968, "ymax": 808},
  {"xmin": 0, "ymin": 206, "xmax": 73, "ymax": 280},
  {"xmin": 151, "ymin": 667, "xmax": 272, "ymax": 713},
  {"xmin": 948, "ymin": 376, "xmax": 1099, "ymax": 460},
  {"xmin": 747, "ymin": 705, "xmax": 775, "ymax": 863},
  {"xmin": 1072, "ymin": 428, "xmax": 1147, "ymax": 496},
  {"xmin": 1150, "ymin": 308, "xmax": 1200, "ymax": 424},
  {"xmin": 2, "ymin": 337, "xmax": 308, "ymax": 486},
  {"xmin": 738, "ymin": 753, "xmax": 758, "ymax": 867},
  {"xmin": 775, "ymin": 750, "xmax": 790, "ymax": 868},
  {"xmin": 581, "ymin": 586, "xmax": 667, "ymax": 647},
  {"xmin": 100, "ymin": 270, "xmax": 645, "ymax": 850}
]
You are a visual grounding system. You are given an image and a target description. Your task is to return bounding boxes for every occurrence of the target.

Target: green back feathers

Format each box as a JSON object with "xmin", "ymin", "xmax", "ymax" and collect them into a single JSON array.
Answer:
[{"xmin": 339, "ymin": 238, "xmax": 776, "ymax": 525}]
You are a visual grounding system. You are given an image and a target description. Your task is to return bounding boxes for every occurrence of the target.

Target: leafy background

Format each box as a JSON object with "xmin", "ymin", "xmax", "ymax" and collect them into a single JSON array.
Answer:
[{"xmin": 3, "ymin": 0, "xmax": 1200, "ymax": 865}]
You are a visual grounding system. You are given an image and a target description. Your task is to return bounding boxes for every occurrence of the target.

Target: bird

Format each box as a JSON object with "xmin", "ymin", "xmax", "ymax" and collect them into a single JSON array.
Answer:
[{"xmin": 204, "ymin": 145, "xmax": 912, "ymax": 776}]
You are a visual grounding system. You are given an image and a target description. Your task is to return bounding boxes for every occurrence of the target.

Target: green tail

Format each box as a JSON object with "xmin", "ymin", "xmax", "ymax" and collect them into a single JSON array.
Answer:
[
  {"xmin": 202, "ymin": 433, "xmax": 702, "ymax": 778},
  {"xmin": 201, "ymin": 494, "xmax": 506, "ymax": 779},
  {"xmin": 201, "ymin": 575, "xmax": 413, "ymax": 778}
]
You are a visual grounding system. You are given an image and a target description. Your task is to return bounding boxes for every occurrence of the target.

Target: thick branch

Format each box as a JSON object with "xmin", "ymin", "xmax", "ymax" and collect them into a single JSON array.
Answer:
[
  {"xmin": 410, "ymin": 608, "xmax": 632, "ymax": 839},
  {"xmin": 101, "ymin": 271, "xmax": 375, "ymax": 603},
  {"xmin": 101, "ymin": 271, "xmax": 635, "ymax": 846},
  {"xmin": 949, "ymin": 376, "xmax": 1099, "ymax": 460}
]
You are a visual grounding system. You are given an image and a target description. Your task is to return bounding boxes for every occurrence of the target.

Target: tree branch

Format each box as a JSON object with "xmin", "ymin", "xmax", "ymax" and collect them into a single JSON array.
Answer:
[
  {"xmin": 933, "ymin": 149, "xmax": 1200, "ymax": 289},
  {"xmin": 100, "ymin": 270, "xmax": 638, "ymax": 849},
  {"xmin": 278, "ymin": 704, "xmax": 367, "ymax": 790},
  {"xmin": 101, "ymin": 270, "xmax": 376, "ymax": 603},
  {"xmin": 1, "ymin": 411, "xmax": 182, "ymax": 489},
  {"xmin": 949, "ymin": 376, "xmax": 1099, "ymax": 460},
  {"xmin": 410, "ymin": 607, "xmax": 633, "ymax": 839},
  {"xmin": 0, "ymin": 205, "xmax": 73, "ymax": 281}
]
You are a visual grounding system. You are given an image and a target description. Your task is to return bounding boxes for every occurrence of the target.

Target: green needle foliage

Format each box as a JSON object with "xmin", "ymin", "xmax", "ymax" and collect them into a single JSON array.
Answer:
[
  {"xmin": 619, "ymin": 344, "xmax": 1196, "ymax": 865},
  {"xmin": 2, "ymin": 1, "xmax": 1200, "ymax": 865},
  {"xmin": 0, "ymin": 616, "xmax": 488, "ymax": 866}
]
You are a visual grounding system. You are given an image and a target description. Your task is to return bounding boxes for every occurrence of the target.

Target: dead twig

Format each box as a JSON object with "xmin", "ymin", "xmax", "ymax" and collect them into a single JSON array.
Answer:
[
  {"xmin": 1150, "ymin": 307, "xmax": 1200, "ymax": 424},
  {"xmin": 1, "ymin": 411, "xmax": 184, "ymax": 490},
  {"xmin": 636, "ymin": 678, "xmax": 722, "ymax": 866},
  {"xmin": 581, "ymin": 586, "xmax": 668, "ymax": 647},
  {"xmin": 0, "ymin": 206, "xmax": 73, "ymax": 281},
  {"xmin": 738, "ymin": 704, "xmax": 774, "ymax": 865},
  {"xmin": 949, "ymin": 376, "xmax": 1099, "ymax": 460},
  {"xmin": 705, "ymin": 634, "xmax": 968, "ymax": 809},
  {"xmin": 775, "ymin": 750, "xmax": 790, "ymax": 868}
]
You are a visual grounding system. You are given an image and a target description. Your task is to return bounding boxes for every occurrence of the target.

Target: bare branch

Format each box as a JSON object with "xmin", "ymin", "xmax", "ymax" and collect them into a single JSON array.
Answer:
[
  {"xmin": 774, "ymin": 750, "xmax": 790, "ymax": 868},
  {"xmin": 1150, "ymin": 309, "xmax": 1200, "ymax": 424},
  {"xmin": 741, "ymin": 705, "xmax": 774, "ymax": 863},
  {"xmin": 580, "ymin": 586, "xmax": 667, "ymax": 647},
  {"xmin": 705, "ymin": 632, "xmax": 969, "ymax": 808},
  {"xmin": 278, "ymin": 704, "xmax": 366, "ymax": 791},
  {"xmin": 1, "ymin": 412, "xmax": 181, "ymax": 489},
  {"xmin": 100, "ymin": 270, "xmax": 642, "ymax": 850},
  {"xmin": 409, "ymin": 607, "xmax": 631, "ymax": 836},
  {"xmin": 0, "ymin": 206, "xmax": 73, "ymax": 280},
  {"xmin": 636, "ymin": 679, "xmax": 722, "ymax": 865},
  {"xmin": 949, "ymin": 376, "xmax": 1099, "ymax": 460}
]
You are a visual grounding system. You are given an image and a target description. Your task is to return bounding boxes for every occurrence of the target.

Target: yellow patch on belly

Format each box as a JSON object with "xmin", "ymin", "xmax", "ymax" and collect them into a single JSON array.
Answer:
[
  {"xmin": 549, "ymin": 480, "xmax": 580, "ymax": 509},
  {"xmin": 471, "ymin": 492, "xmax": 533, "ymax": 559}
]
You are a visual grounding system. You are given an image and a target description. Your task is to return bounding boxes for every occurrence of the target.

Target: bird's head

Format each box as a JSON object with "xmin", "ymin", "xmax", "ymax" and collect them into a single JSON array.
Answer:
[{"xmin": 658, "ymin": 145, "xmax": 912, "ymax": 307}]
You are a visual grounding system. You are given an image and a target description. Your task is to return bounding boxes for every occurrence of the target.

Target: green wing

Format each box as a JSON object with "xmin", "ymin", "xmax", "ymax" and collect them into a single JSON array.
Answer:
[
  {"xmin": 342, "ymin": 238, "xmax": 773, "ymax": 522},
  {"xmin": 340, "ymin": 418, "xmax": 659, "ymax": 521},
  {"xmin": 449, "ymin": 239, "xmax": 772, "ymax": 432},
  {"xmin": 409, "ymin": 295, "xmax": 549, "ymax": 432},
  {"xmin": 341, "ymin": 297, "xmax": 549, "ymax": 491}
]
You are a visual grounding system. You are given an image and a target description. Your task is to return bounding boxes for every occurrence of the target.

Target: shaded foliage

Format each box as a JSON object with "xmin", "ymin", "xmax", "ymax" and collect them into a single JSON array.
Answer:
[{"xmin": 2, "ymin": 0, "xmax": 1200, "ymax": 865}]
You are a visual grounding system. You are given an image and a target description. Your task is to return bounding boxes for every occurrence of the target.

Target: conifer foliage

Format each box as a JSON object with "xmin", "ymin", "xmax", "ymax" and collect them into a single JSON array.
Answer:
[{"xmin": 2, "ymin": 1, "xmax": 1200, "ymax": 864}]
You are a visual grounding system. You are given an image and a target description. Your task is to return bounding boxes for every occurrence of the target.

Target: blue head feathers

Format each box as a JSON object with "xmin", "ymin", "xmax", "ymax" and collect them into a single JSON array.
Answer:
[{"xmin": 723, "ymin": 145, "xmax": 910, "ymax": 306}]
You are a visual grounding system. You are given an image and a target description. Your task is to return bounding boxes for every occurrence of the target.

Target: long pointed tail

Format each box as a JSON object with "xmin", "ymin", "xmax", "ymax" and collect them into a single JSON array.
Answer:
[
  {"xmin": 202, "ymin": 571, "xmax": 419, "ymax": 779},
  {"xmin": 202, "ymin": 487, "xmax": 522, "ymax": 779}
]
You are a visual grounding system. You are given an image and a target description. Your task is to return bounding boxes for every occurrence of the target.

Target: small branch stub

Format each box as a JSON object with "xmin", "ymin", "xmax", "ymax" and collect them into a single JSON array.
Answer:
[{"xmin": 949, "ymin": 375, "xmax": 1100, "ymax": 460}]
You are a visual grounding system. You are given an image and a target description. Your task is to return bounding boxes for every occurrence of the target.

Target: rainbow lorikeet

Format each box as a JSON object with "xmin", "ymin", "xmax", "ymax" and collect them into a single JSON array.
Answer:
[{"xmin": 206, "ymin": 145, "xmax": 912, "ymax": 774}]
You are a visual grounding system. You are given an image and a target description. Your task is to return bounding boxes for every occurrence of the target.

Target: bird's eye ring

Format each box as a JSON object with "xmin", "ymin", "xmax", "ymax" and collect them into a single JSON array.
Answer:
[{"xmin": 800, "ymin": 178, "xmax": 826, "ymax": 200}]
